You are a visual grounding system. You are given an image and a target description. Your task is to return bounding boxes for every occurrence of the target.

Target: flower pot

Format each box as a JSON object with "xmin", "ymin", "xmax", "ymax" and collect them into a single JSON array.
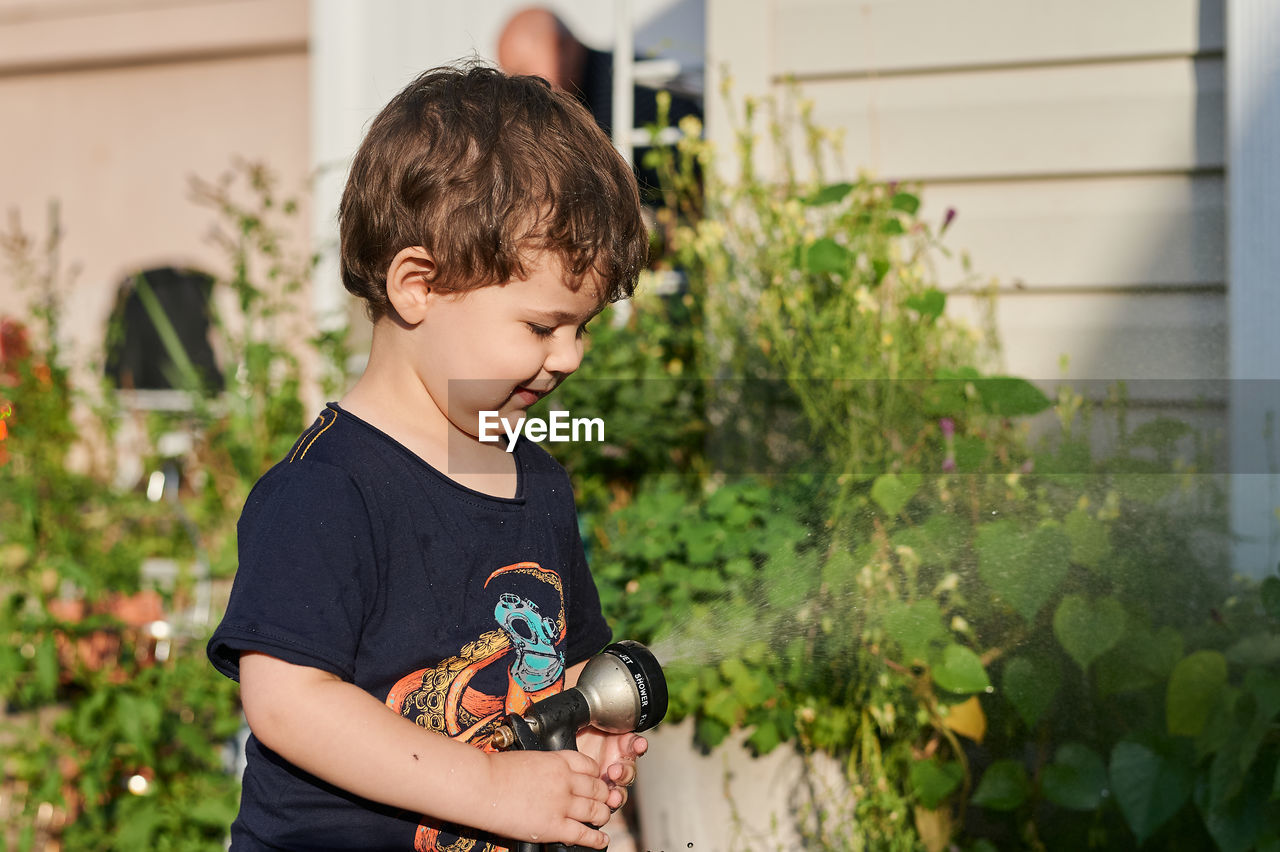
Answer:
[{"xmin": 633, "ymin": 718, "xmax": 848, "ymax": 851}]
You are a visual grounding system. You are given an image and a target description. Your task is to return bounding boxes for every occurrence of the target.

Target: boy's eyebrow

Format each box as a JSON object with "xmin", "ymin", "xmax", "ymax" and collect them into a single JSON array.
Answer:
[{"xmin": 525, "ymin": 307, "xmax": 604, "ymax": 324}]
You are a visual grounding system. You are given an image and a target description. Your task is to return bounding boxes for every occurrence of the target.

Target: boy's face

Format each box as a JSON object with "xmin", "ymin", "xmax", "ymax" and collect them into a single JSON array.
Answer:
[{"xmin": 415, "ymin": 251, "xmax": 603, "ymax": 439}]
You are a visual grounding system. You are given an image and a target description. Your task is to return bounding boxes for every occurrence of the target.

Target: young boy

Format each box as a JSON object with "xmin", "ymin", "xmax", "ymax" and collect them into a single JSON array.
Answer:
[{"xmin": 207, "ymin": 63, "xmax": 650, "ymax": 851}]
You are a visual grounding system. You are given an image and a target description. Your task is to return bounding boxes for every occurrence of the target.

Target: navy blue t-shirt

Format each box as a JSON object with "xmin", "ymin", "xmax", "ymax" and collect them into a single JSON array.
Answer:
[{"xmin": 208, "ymin": 404, "xmax": 612, "ymax": 851}]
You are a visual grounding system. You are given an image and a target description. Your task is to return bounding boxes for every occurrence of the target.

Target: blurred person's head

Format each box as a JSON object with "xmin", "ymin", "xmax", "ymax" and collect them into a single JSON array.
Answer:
[
  {"xmin": 496, "ymin": 7, "xmax": 588, "ymax": 92},
  {"xmin": 338, "ymin": 62, "xmax": 646, "ymax": 321}
]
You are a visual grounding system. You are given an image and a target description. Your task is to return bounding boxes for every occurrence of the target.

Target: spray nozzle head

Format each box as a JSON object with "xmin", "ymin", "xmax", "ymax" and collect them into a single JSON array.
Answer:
[{"xmin": 575, "ymin": 640, "xmax": 668, "ymax": 734}]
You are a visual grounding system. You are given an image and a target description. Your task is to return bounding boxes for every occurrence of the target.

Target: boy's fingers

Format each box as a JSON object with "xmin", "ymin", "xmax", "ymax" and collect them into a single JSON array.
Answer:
[
  {"xmin": 570, "ymin": 771, "xmax": 610, "ymax": 804},
  {"xmin": 562, "ymin": 822, "xmax": 610, "ymax": 850},
  {"xmin": 559, "ymin": 749, "xmax": 602, "ymax": 780},
  {"xmin": 607, "ymin": 760, "xmax": 637, "ymax": 786}
]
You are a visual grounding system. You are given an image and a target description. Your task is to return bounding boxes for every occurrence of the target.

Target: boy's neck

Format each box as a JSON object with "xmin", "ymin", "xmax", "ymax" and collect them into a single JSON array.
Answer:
[{"xmin": 340, "ymin": 329, "xmax": 519, "ymax": 499}]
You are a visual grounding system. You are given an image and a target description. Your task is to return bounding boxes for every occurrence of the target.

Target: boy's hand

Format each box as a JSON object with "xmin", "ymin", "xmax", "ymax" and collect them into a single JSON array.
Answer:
[
  {"xmin": 576, "ymin": 727, "xmax": 649, "ymax": 813},
  {"xmin": 484, "ymin": 749, "xmax": 613, "ymax": 848}
]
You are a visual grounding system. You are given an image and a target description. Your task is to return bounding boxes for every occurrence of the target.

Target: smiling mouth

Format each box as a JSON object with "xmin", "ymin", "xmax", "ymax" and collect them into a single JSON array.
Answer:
[{"xmin": 513, "ymin": 385, "xmax": 550, "ymax": 405}]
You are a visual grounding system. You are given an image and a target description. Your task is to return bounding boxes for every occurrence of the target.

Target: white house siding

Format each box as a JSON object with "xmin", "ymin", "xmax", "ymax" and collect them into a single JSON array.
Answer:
[{"xmin": 707, "ymin": 0, "xmax": 1227, "ymax": 410}]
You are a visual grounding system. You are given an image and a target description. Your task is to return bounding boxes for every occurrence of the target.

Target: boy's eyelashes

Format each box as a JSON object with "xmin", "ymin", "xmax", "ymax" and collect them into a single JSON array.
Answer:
[
  {"xmin": 526, "ymin": 322, "xmax": 556, "ymax": 338},
  {"xmin": 524, "ymin": 321, "xmax": 593, "ymax": 339}
]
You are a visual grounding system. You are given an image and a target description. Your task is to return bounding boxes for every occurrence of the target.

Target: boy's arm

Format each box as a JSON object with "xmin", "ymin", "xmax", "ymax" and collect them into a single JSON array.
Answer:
[
  {"xmin": 566, "ymin": 660, "xmax": 650, "ymax": 812},
  {"xmin": 239, "ymin": 651, "xmax": 614, "ymax": 849}
]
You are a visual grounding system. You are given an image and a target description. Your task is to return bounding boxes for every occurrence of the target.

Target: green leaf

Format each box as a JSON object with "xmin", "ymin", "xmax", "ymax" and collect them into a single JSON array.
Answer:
[
  {"xmin": 1167, "ymin": 651, "xmax": 1229, "ymax": 737},
  {"xmin": 904, "ymin": 288, "xmax": 946, "ymax": 321},
  {"xmin": 932, "ymin": 644, "xmax": 990, "ymax": 695},
  {"xmin": 695, "ymin": 715, "xmax": 730, "ymax": 750},
  {"xmin": 1224, "ymin": 633, "xmax": 1280, "ymax": 667},
  {"xmin": 1110, "ymin": 740, "xmax": 1193, "ymax": 844},
  {"xmin": 746, "ymin": 719, "xmax": 782, "ymax": 755},
  {"xmin": 971, "ymin": 760, "xmax": 1030, "ymax": 811},
  {"xmin": 1261, "ymin": 576, "xmax": 1280, "ymax": 623},
  {"xmin": 1128, "ymin": 416, "xmax": 1193, "ymax": 453},
  {"xmin": 1054, "ymin": 594, "xmax": 1125, "ymax": 672},
  {"xmin": 976, "ymin": 521, "xmax": 1070, "ymax": 622},
  {"xmin": 1063, "ymin": 509, "xmax": 1110, "ymax": 570},
  {"xmin": 871, "ymin": 473, "xmax": 920, "ymax": 517},
  {"xmin": 890, "ymin": 191, "xmax": 921, "ymax": 215},
  {"xmin": 806, "ymin": 237, "xmax": 852, "ymax": 278},
  {"xmin": 804, "ymin": 182, "xmax": 854, "ymax": 206},
  {"xmin": 910, "ymin": 759, "xmax": 963, "ymax": 808},
  {"xmin": 1042, "ymin": 743, "xmax": 1108, "ymax": 811},
  {"xmin": 882, "ymin": 598, "xmax": 947, "ymax": 664},
  {"xmin": 1196, "ymin": 757, "xmax": 1272, "ymax": 852},
  {"xmin": 1002, "ymin": 654, "xmax": 1060, "ymax": 728},
  {"xmin": 1095, "ymin": 624, "xmax": 1184, "ymax": 696},
  {"xmin": 892, "ymin": 513, "xmax": 966, "ymax": 568},
  {"xmin": 974, "ymin": 377, "xmax": 1052, "ymax": 417},
  {"xmin": 871, "ymin": 258, "xmax": 890, "ymax": 284}
]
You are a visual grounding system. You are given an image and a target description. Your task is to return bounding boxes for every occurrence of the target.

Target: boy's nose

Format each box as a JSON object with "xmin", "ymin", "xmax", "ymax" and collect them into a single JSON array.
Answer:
[{"xmin": 543, "ymin": 334, "xmax": 584, "ymax": 376}]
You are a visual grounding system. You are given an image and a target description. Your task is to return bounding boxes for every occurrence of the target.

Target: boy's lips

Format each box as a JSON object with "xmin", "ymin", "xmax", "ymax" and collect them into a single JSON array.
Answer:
[{"xmin": 513, "ymin": 385, "xmax": 550, "ymax": 405}]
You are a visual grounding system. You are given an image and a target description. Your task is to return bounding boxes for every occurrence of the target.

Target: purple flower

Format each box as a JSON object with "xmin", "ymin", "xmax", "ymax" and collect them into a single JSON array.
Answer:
[
  {"xmin": 942, "ymin": 456, "xmax": 957, "ymax": 473},
  {"xmin": 940, "ymin": 418, "xmax": 955, "ymax": 439},
  {"xmin": 941, "ymin": 207, "xmax": 957, "ymax": 233}
]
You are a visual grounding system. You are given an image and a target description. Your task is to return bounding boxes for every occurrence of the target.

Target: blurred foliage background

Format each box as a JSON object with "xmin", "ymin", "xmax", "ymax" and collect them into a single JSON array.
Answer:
[{"xmin": 1, "ymin": 94, "xmax": 1277, "ymax": 851}]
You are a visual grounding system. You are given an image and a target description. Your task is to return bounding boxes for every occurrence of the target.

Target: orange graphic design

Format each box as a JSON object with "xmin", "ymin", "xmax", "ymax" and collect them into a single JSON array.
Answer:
[{"xmin": 385, "ymin": 562, "xmax": 566, "ymax": 852}]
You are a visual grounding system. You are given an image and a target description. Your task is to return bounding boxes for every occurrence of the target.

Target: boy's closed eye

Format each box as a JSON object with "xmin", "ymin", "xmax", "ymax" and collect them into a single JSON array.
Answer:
[{"xmin": 525, "ymin": 321, "xmax": 593, "ymax": 339}]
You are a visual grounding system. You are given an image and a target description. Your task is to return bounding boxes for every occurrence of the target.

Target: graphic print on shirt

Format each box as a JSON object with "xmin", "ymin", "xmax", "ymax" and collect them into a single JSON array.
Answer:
[{"xmin": 384, "ymin": 561, "xmax": 567, "ymax": 852}]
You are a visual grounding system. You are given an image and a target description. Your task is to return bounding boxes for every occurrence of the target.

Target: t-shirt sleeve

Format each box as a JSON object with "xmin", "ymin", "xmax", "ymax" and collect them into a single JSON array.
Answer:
[
  {"xmin": 542, "ymin": 462, "xmax": 611, "ymax": 668},
  {"xmin": 563, "ymin": 519, "xmax": 612, "ymax": 668},
  {"xmin": 207, "ymin": 461, "xmax": 378, "ymax": 682}
]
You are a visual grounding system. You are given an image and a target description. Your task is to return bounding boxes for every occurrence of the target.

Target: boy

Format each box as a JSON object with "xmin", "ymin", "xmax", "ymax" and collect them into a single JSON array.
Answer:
[{"xmin": 207, "ymin": 63, "xmax": 650, "ymax": 851}]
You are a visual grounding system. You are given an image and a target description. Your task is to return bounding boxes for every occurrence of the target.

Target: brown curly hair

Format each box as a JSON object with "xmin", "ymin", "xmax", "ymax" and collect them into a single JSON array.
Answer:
[{"xmin": 339, "ymin": 62, "xmax": 648, "ymax": 320}]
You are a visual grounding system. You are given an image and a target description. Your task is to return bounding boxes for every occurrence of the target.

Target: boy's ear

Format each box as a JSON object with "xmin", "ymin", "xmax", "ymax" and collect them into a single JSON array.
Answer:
[{"xmin": 385, "ymin": 246, "xmax": 437, "ymax": 325}]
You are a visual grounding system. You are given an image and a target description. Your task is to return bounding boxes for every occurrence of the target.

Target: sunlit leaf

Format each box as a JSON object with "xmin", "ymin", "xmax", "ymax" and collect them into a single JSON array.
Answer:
[
  {"xmin": 910, "ymin": 759, "xmax": 963, "ymax": 808},
  {"xmin": 806, "ymin": 237, "xmax": 852, "ymax": 278},
  {"xmin": 804, "ymin": 182, "xmax": 854, "ymax": 206},
  {"xmin": 1054, "ymin": 594, "xmax": 1125, "ymax": 672},
  {"xmin": 1166, "ymin": 651, "xmax": 1228, "ymax": 737},
  {"xmin": 974, "ymin": 377, "xmax": 1052, "ymax": 417},
  {"xmin": 943, "ymin": 695, "xmax": 987, "ymax": 743},
  {"xmin": 977, "ymin": 521, "xmax": 1070, "ymax": 623},
  {"xmin": 904, "ymin": 288, "xmax": 946, "ymax": 321},
  {"xmin": 871, "ymin": 473, "xmax": 920, "ymax": 517},
  {"xmin": 1063, "ymin": 508, "xmax": 1110, "ymax": 570},
  {"xmin": 891, "ymin": 191, "xmax": 921, "ymax": 215},
  {"xmin": 931, "ymin": 644, "xmax": 990, "ymax": 695},
  {"xmin": 882, "ymin": 598, "xmax": 946, "ymax": 664}
]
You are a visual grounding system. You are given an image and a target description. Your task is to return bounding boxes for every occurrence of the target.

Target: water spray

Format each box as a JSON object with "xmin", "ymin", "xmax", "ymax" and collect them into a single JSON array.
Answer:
[{"xmin": 490, "ymin": 640, "xmax": 669, "ymax": 852}]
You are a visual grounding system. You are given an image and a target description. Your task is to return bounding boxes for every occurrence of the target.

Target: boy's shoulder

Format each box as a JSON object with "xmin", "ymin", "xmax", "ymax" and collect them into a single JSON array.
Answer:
[{"xmin": 256, "ymin": 404, "xmax": 573, "ymax": 506}]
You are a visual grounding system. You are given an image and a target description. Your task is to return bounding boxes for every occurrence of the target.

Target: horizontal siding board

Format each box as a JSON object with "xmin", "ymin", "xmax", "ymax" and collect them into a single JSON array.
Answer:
[
  {"xmin": 918, "ymin": 174, "xmax": 1225, "ymax": 290},
  {"xmin": 775, "ymin": 0, "xmax": 1223, "ymax": 78},
  {"xmin": 794, "ymin": 57, "xmax": 1223, "ymax": 180},
  {"xmin": 947, "ymin": 291, "xmax": 1226, "ymax": 384},
  {"xmin": 0, "ymin": 0, "xmax": 307, "ymax": 75}
]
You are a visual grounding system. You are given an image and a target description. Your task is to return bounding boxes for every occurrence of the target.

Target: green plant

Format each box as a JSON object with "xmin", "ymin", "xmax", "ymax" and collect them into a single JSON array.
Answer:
[
  {"xmin": 583, "ymin": 90, "xmax": 1280, "ymax": 851},
  {"xmin": 1, "ymin": 162, "xmax": 344, "ymax": 850}
]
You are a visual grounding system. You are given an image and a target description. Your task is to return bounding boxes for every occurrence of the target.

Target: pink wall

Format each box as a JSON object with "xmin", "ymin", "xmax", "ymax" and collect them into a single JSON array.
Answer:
[{"xmin": 0, "ymin": 0, "xmax": 310, "ymax": 369}]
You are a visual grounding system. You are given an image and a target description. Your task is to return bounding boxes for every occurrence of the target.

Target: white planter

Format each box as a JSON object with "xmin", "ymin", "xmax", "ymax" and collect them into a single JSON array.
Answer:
[{"xmin": 633, "ymin": 719, "xmax": 849, "ymax": 852}]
